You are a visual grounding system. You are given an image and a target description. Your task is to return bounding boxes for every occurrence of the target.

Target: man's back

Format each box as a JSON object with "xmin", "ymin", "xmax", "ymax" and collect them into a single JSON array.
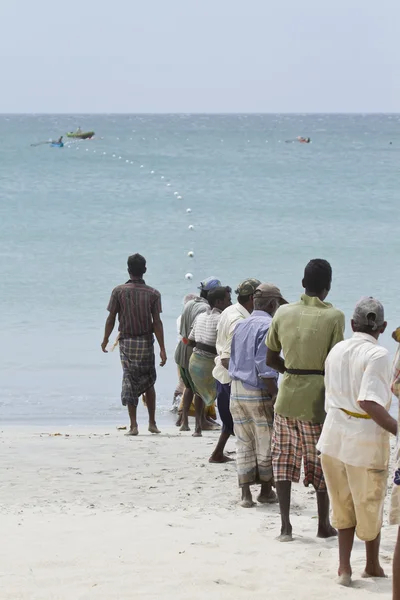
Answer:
[
  {"xmin": 108, "ymin": 280, "xmax": 161, "ymax": 339},
  {"xmin": 174, "ymin": 297, "xmax": 208, "ymax": 368},
  {"xmin": 267, "ymin": 294, "xmax": 345, "ymax": 423},
  {"xmin": 319, "ymin": 333, "xmax": 391, "ymax": 470}
]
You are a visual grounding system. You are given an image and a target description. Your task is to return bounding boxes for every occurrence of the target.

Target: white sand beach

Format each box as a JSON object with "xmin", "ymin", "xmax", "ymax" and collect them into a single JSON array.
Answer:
[{"xmin": 0, "ymin": 425, "xmax": 396, "ymax": 599}]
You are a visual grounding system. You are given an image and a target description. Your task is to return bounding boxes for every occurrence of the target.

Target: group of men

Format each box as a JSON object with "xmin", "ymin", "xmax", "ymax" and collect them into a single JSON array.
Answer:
[{"xmin": 102, "ymin": 252, "xmax": 400, "ymax": 596}]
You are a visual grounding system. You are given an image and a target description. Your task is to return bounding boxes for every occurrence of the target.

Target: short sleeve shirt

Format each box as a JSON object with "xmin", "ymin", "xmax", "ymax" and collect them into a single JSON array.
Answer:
[
  {"xmin": 317, "ymin": 333, "xmax": 391, "ymax": 469},
  {"xmin": 266, "ymin": 294, "xmax": 345, "ymax": 423},
  {"xmin": 107, "ymin": 278, "xmax": 162, "ymax": 339}
]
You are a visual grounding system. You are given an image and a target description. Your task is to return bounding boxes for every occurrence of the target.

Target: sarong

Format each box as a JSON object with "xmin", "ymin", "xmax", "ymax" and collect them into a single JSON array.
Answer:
[
  {"xmin": 119, "ymin": 336, "xmax": 156, "ymax": 406},
  {"xmin": 390, "ymin": 344, "xmax": 400, "ymax": 525},
  {"xmin": 230, "ymin": 380, "xmax": 274, "ymax": 486},
  {"xmin": 188, "ymin": 352, "xmax": 217, "ymax": 407}
]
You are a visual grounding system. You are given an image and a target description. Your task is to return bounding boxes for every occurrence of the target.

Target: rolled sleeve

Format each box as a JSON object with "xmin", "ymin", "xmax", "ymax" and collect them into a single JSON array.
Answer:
[
  {"xmin": 358, "ymin": 354, "xmax": 391, "ymax": 408},
  {"xmin": 266, "ymin": 316, "xmax": 281, "ymax": 352},
  {"xmin": 107, "ymin": 289, "xmax": 120, "ymax": 315},
  {"xmin": 256, "ymin": 331, "xmax": 278, "ymax": 379}
]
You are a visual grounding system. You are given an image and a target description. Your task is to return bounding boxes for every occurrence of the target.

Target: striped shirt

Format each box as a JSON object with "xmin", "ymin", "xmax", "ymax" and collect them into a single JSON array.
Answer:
[
  {"xmin": 189, "ymin": 308, "xmax": 222, "ymax": 358},
  {"xmin": 107, "ymin": 278, "xmax": 162, "ymax": 339}
]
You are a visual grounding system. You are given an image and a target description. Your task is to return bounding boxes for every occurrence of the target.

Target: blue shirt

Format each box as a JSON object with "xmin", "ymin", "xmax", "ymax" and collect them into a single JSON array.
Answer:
[{"xmin": 229, "ymin": 310, "xmax": 278, "ymax": 390}]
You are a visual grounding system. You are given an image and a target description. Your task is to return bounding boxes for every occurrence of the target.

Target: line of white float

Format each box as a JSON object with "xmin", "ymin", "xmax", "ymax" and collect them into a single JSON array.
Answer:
[{"xmin": 64, "ymin": 140, "xmax": 196, "ymax": 282}]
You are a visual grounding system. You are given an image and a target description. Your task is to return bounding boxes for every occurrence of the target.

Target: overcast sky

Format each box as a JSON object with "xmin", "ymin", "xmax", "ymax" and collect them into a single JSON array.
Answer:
[{"xmin": 1, "ymin": 0, "xmax": 398, "ymax": 113}]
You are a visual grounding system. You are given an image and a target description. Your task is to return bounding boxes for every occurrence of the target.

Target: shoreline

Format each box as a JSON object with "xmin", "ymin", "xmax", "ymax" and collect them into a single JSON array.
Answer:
[{"xmin": 0, "ymin": 426, "xmax": 397, "ymax": 599}]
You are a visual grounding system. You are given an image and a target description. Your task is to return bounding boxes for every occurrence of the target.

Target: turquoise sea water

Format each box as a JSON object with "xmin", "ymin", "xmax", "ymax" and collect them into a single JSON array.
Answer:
[{"xmin": 1, "ymin": 114, "xmax": 399, "ymax": 425}]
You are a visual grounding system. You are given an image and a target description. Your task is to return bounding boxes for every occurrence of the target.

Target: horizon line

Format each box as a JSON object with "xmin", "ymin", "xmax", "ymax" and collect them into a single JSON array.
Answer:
[{"xmin": 0, "ymin": 111, "xmax": 399, "ymax": 116}]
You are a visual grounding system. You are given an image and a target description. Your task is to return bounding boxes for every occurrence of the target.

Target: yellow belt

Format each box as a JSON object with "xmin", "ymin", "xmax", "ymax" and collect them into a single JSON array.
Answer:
[{"xmin": 341, "ymin": 408, "xmax": 371, "ymax": 420}]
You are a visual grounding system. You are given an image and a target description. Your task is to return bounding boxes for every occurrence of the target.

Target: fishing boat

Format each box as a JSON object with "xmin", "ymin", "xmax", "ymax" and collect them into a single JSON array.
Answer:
[
  {"xmin": 66, "ymin": 131, "xmax": 95, "ymax": 140},
  {"xmin": 50, "ymin": 142, "xmax": 64, "ymax": 148}
]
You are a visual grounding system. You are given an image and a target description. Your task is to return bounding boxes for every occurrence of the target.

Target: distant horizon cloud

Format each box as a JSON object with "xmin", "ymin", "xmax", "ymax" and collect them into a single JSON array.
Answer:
[{"xmin": 1, "ymin": 0, "xmax": 398, "ymax": 113}]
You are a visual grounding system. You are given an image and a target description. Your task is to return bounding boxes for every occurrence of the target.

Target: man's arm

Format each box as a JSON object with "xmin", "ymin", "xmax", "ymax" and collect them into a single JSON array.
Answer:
[
  {"xmin": 153, "ymin": 316, "xmax": 167, "ymax": 366},
  {"xmin": 102, "ymin": 289, "xmax": 119, "ymax": 352},
  {"xmin": 358, "ymin": 401, "xmax": 397, "ymax": 436},
  {"xmin": 102, "ymin": 312, "xmax": 116, "ymax": 353},
  {"xmin": 256, "ymin": 329, "xmax": 279, "ymax": 398},
  {"xmin": 266, "ymin": 348, "xmax": 286, "ymax": 374}
]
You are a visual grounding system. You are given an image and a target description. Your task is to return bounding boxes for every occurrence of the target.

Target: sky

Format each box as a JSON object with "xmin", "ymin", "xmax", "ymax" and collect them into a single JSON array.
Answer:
[{"xmin": 1, "ymin": 0, "xmax": 399, "ymax": 113}]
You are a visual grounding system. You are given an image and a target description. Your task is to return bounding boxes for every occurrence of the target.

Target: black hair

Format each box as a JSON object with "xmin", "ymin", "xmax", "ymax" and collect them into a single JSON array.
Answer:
[
  {"xmin": 200, "ymin": 289, "xmax": 209, "ymax": 300},
  {"xmin": 238, "ymin": 294, "xmax": 252, "ymax": 304},
  {"xmin": 127, "ymin": 253, "xmax": 146, "ymax": 277},
  {"xmin": 303, "ymin": 259, "xmax": 332, "ymax": 294},
  {"xmin": 207, "ymin": 286, "xmax": 230, "ymax": 308}
]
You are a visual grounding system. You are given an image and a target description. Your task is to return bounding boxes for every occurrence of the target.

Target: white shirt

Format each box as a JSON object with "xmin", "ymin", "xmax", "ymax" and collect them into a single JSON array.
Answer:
[
  {"xmin": 317, "ymin": 332, "xmax": 391, "ymax": 469},
  {"xmin": 189, "ymin": 308, "xmax": 221, "ymax": 358},
  {"xmin": 212, "ymin": 303, "xmax": 250, "ymax": 384}
]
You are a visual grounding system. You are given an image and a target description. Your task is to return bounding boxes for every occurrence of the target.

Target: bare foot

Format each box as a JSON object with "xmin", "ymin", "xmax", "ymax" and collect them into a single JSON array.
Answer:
[
  {"xmin": 240, "ymin": 499, "xmax": 256, "ymax": 508},
  {"xmin": 179, "ymin": 424, "xmax": 190, "ymax": 432},
  {"xmin": 148, "ymin": 424, "xmax": 161, "ymax": 434},
  {"xmin": 317, "ymin": 524, "xmax": 337, "ymax": 538},
  {"xmin": 277, "ymin": 533, "xmax": 293, "ymax": 542},
  {"xmin": 337, "ymin": 573, "xmax": 352, "ymax": 587},
  {"xmin": 257, "ymin": 489, "xmax": 278, "ymax": 504},
  {"xmin": 192, "ymin": 431, "xmax": 202, "ymax": 438},
  {"xmin": 175, "ymin": 415, "xmax": 182, "ymax": 427},
  {"xmin": 209, "ymin": 455, "xmax": 234, "ymax": 464},
  {"xmin": 201, "ymin": 421, "xmax": 221, "ymax": 431},
  {"xmin": 125, "ymin": 427, "xmax": 138, "ymax": 436},
  {"xmin": 362, "ymin": 568, "xmax": 386, "ymax": 578}
]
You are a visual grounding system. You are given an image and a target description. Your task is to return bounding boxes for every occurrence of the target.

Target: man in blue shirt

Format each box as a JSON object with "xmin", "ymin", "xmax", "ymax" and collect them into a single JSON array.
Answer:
[{"xmin": 229, "ymin": 283, "xmax": 287, "ymax": 508}]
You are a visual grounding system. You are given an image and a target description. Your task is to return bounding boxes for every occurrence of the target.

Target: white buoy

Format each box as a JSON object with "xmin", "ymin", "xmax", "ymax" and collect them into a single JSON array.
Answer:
[
  {"xmin": 167, "ymin": 183, "xmax": 171, "ymax": 187},
  {"xmin": 140, "ymin": 165, "xmax": 144, "ymax": 168},
  {"xmin": 161, "ymin": 176, "xmax": 165, "ymax": 179},
  {"xmin": 126, "ymin": 160, "xmax": 129, "ymax": 163},
  {"xmin": 86, "ymin": 148, "xmax": 89, "ymax": 152},
  {"xmin": 188, "ymin": 225, "xmax": 194, "ymax": 230},
  {"xmin": 103, "ymin": 152, "xmax": 106, "ymax": 155},
  {"xmin": 112, "ymin": 154, "xmax": 116, "ymax": 158},
  {"xmin": 185, "ymin": 273, "xmax": 193, "ymax": 280},
  {"xmin": 177, "ymin": 196, "xmax": 182, "ymax": 200},
  {"xmin": 174, "ymin": 192, "xmax": 179, "ymax": 196},
  {"xmin": 186, "ymin": 208, "xmax": 192, "ymax": 213},
  {"xmin": 118, "ymin": 156, "xmax": 122, "ymax": 160},
  {"xmin": 188, "ymin": 251, "xmax": 194, "ymax": 257},
  {"xmin": 151, "ymin": 170, "xmax": 155, "ymax": 174},
  {"xmin": 130, "ymin": 161, "xmax": 134, "ymax": 164}
]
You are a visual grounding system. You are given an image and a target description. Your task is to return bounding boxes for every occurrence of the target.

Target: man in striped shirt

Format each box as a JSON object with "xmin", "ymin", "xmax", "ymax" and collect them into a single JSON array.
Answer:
[
  {"xmin": 188, "ymin": 287, "xmax": 232, "ymax": 436},
  {"xmin": 102, "ymin": 254, "xmax": 167, "ymax": 436}
]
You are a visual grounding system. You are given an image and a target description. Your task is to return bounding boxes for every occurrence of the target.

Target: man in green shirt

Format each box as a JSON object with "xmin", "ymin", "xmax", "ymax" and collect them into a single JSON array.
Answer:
[{"xmin": 266, "ymin": 259, "xmax": 345, "ymax": 542}]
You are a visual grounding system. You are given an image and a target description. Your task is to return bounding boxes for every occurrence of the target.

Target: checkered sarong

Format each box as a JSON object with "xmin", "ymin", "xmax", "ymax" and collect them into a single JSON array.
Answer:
[
  {"xmin": 119, "ymin": 337, "xmax": 156, "ymax": 406},
  {"xmin": 271, "ymin": 413, "xmax": 326, "ymax": 492}
]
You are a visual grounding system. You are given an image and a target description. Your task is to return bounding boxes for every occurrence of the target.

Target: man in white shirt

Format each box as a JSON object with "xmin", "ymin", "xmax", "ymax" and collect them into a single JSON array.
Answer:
[
  {"xmin": 317, "ymin": 297, "xmax": 397, "ymax": 587},
  {"xmin": 210, "ymin": 278, "xmax": 261, "ymax": 463}
]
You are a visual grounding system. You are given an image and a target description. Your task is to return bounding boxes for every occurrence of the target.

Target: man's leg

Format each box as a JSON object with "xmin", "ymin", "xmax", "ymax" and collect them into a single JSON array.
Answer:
[
  {"xmin": 126, "ymin": 403, "xmax": 138, "ymax": 435},
  {"xmin": 276, "ymin": 481, "xmax": 292, "ymax": 539},
  {"xmin": 363, "ymin": 533, "xmax": 385, "ymax": 578},
  {"xmin": 394, "ymin": 528, "xmax": 400, "ymax": 600},
  {"xmin": 193, "ymin": 394, "xmax": 204, "ymax": 437},
  {"xmin": 145, "ymin": 386, "xmax": 160, "ymax": 433},
  {"xmin": 337, "ymin": 527, "xmax": 355, "ymax": 585},
  {"xmin": 209, "ymin": 431, "xmax": 233, "ymax": 463},
  {"xmin": 299, "ymin": 421, "xmax": 336, "ymax": 538},
  {"xmin": 180, "ymin": 387, "xmax": 193, "ymax": 431},
  {"xmin": 316, "ymin": 492, "xmax": 337, "ymax": 538},
  {"xmin": 209, "ymin": 382, "xmax": 233, "ymax": 463},
  {"xmin": 272, "ymin": 415, "xmax": 302, "ymax": 541}
]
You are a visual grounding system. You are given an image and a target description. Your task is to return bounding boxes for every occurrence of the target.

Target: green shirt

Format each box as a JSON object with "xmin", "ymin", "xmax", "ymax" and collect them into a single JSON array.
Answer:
[{"xmin": 266, "ymin": 294, "xmax": 345, "ymax": 424}]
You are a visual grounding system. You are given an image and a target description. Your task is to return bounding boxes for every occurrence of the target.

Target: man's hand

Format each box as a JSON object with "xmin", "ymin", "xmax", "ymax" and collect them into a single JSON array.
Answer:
[
  {"xmin": 160, "ymin": 349, "xmax": 167, "ymax": 366},
  {"xmin": 101, "ymin": 340, "xmax": 109, "ymax": 353}
]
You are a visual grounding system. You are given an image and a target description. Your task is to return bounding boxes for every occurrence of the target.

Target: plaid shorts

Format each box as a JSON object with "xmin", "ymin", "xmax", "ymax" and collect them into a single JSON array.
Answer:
[{"xmin": 272, "ymin": 413, "xmax": 326, "ymax": 492}]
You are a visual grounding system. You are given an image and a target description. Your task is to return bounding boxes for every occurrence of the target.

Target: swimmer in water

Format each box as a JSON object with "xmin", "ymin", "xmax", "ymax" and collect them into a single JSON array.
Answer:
[{"xmin": 297, "ymin": 137, "xmax": 311, "ymax": 144}]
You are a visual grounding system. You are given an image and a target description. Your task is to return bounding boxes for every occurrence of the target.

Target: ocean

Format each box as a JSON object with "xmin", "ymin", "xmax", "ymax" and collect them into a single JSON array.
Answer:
[{"xmin": 1, "ymin": 114, "xmax": 399, "ymax": 426}]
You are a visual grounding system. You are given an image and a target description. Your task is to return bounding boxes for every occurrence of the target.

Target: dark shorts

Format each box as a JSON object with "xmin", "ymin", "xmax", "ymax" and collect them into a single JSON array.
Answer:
[
  {"xmin": 179, "ymin": 366, "xmax": 196, "ymax": 393},
  {"xmin": 216, "ymin": 381, "xmax": 234, "ymax": 435}
]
